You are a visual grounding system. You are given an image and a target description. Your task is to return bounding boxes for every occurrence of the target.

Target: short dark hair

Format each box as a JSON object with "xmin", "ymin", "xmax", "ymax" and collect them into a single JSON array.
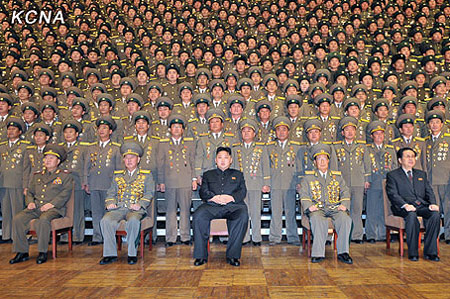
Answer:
[
  {"xmin": 216, "ymin": 146, "xmax": 232, "ymax": 156},
  {"xmin": 397, "ymin": 147, "xmax": 417, "ymax": 159}
]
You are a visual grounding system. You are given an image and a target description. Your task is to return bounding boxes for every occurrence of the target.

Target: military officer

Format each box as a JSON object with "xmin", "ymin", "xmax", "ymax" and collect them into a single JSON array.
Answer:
[
  {"xmin": 363, "ymin": 121, "xmax": 397, "ymax": 243},
  {"xmin": 9, "ymin": 144, "xmax": 73, "ymax": 264},
  {"xmin": 99, "ymin": 141, "xmax": 154, "ymax": 265},
  {"xmin": 424, "ymin": 110, "xmax": 450, "ymax": 244},
  {"xmin": 266, "ymin": 116, "xmax": 301, "ymax": 246},
  {"xmin": 299, "ymin": 143, "xmax": 353, "ymax": 264},
  {"xmin": 187, "ymin": 94, "xmax": 210, "ymax": 139},
  {"xmin": 312, "ymin": 93, "xmax": 340, "ymax": 143},
  {"xmin": 84, "ymin": 116, "xmax": 123, "ymax": 246},
  {"xmin": 232, "ymin": 118, "xmax": 270, "ymax": 245},
  {"xmin": 255, "ymin": 100, "xmax": 275, "ymax": 143},
  {"xmin": 0, "ymin": 117, "xmax": 29, "ymax": 243},
  {"xmin": 333, "ymin": 116, "xmax": 368, "ymax": 243},
  {"xmin": 157, "ymin": 114, "xmax": 196, "ymax": 246},
  {"xmin": 149, "ymin": 97, "xmax": 173, "ymax": 139}
]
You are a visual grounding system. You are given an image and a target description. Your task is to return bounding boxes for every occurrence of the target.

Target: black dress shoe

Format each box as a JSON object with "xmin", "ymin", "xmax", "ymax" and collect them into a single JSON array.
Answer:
[
  {"xmin": 424, "ymin": 255, "xmax": 440, "ymax": 262},
  {"xmin": 194, "ymin": 259, "xmax": 207, "ymax": 266},
  {"xmin": 0, "ymin": 239, "xmax": 12, "ymax": 244},
  {"xmin": 351, "ymin": 240, "xmax": 363, "ymax": 244},
  {"xmin": 408, "ymin": 256, "xmax": 419, "ymax": 261},
  {"xmin": 128, "ymin": 256, "xmax": 138, "ymax": 264},
  {"xmin": 242, "ymin": 241, "xmax": 251, "ymax": 246},
  {"xmin": 88, "ymin": 241, "xmax": 102, "ymax": 246},
  {"xmin": 252, "ymin": 241, "xmax": 261, "ymax": 246},
  {"xmin": 367, "ymin": 239, "xmax": 376, "ymax": 244},
  {"xmin": 99, "ymin": 256, "xmax": 118, "ymax": 265},
  {"xmin": 446, "ymin": 240, "xmax": 450, "ymax": 245},
  {"xmin": 226, "ymin": 258, "xmax": 240, "ymax": 266},
  {"xmin": 73, "ymin": 241, "xmax": 83, "ymax": 245},
  {"xmin": 311, "ymin": 257, "xmax": 325, "ymax": 263},
  {"xmin": 337, "ymin": 253, "xmax": 353, "ymax": 264},
  {"xmin": 181, "ymin": 241, "xmax": 191, "ymax": 245},
  {"xmin": 36, "ymin": 252, "xmax": 47, "ymax": 264},
  {"xmin": 165, "ymin": 242, "xmax": 175, "ymax": 247},
  {"xmin": 9, "ymin": 253, "xmax": 29, "ymax": 264}
]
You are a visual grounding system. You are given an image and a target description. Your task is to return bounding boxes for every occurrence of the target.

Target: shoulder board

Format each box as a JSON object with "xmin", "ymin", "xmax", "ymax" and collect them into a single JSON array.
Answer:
[
  {"xmin": 139, "ymin": 169, "xmax": 151, "ymax": 174},
  {"xmin": 0, "ymin": 141, "xmax": 7, "ymax": 145},
  {"xmin": 330, "ymin": 116, "xmax": 340, "ymax": 120},
  {"xmin": 152, "ymin": 120, "xmax": 159, "ymax": 124},
  {"xmin": 372, "ymin": 89, "xmax": 382, "ymax": 92},
  {"xmin": 79, "ymin": 142, "xmax": 91, "ymax": 146},
  {"xmin": 444, "ymin": 133, "xmax": 450, "ymax": 137},
  {"xmin": 392, "ymin": 137, "xmax": 401, "ymax": 142},
  {"xmin": 333, "ymin": 141, "xmax": 343, "ymax": 145},
  {"xmin": 424, "ymin": 136, "xmax": 431, "ymax": 140},
  {"xmin": 58, "ymin": 142, "xmax": 64, "ymax": 146},
  {"xmin": 415, "ymin": 137, "xmax": 425, "ymax": 141},
  {"xmin": 114, "ymin": 170, "xmax": 125, "ymax": 174},
  {"xmin": 232, "ymin": 142, "xmax": 241, "ymax": 147},
  {"xmin": 19, "ymin": 140, "xmax": 30, "ymax": 144},
  {"xmin": 305, "ymin": 170, "xmax": 315, "ymax": 175},
  {"xmin": 189, "ymin": 118, "xmax": 198, "ymax": 123},
  {"xmin": 174, "ymin": 103, "xmax": 182, "ymax": 107},
  {"xmin": 323, "ymin": 141, "xmax": 332, "ymax": 145},
  {"xmin": 330, "ymin": 170, "xmax": 342, "ymax": 175},
  {"xmin": 55, "ymin": 121, "xmax": 62, "ymax": 125},
  {"xmin": 225, "ymin": 117, "xmax": 231, "ymax": 122},
  {"xmin": 360, "ymin": 118, "xmax": 369, "ymax": 123},
  {"xmin": 151, "ymin": 135, "xmax": 161, "ymax": 140},
  {"xmin": 111, "ymin": 142, "xmax": 121, "ymax": 147},
  {"xmin": 124, "ymin": 136, "xmax": 134, "ymax": 140},
  {"xmin": 255, "ymin": 142, "xmax": 265, "ymax": 145},
  {"xmin": 160, "ymin": 138, "xmax": 169, "ymax": 142},
  {"xmin": 267, "ymin": 141, "xmax": 276, "ymax": 145},
  {"xmin": 356, "ymin": 140, "xmax": 366, "ymax": 144},
  {"xmin": 58, "ymin": 106, "xmax": 68, "ymax": 110},
  {"xmin": 27, "ymin": 145, "xmax": 37, "ymax": 149},
  {"xmin": 224, "ymin": 132, "xmax": 234, "ymax": 136},
  {"xmin": 416, "ymin": 118, "xmax": 424, "ymax": 122},
  {"xmin": 385, "ymin": 144, "xmax": 394, "ymax": 148},
  {"xmin": 199, "ymin": 133, "xmax": 209, "ymax": 137},
  {"xmin": 183, "ymin": 137, "xmax": 194, "ymax": 141},
  {"xmin": 278, "ymin": 96, "xmax": 285, "ymax": 100},
  {"xmin": 82, "ymin": 120, "xmax": 91, "ymax": 124},
  {"xmin": 112, "ymin": 116, "xmax": 120, "ymax": 120},
  {"xmin": 290, "ymin": 141, "xmax": 301, "ymax": 145}
]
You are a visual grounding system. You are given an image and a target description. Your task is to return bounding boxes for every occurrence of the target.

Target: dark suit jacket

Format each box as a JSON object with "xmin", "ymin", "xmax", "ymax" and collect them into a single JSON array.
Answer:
[
  {"xmin": 199, "ymin": 168, "xmax": 247, "ymax": 205},
  {"xmin": 386, "ymin": 167, "xmax": 436, "ymax": 214}
]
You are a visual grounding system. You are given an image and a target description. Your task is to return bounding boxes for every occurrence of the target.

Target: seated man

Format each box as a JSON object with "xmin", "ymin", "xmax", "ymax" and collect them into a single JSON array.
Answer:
[
  {"xmin": 10, "ymin": 144, "xmax": 73, "ymax": 265},
  {"xmin": 99, "ymin": 141, "xmax": 154, "ymax": 265},
  {"xmin": 299, "ymin": 144, "xmax": 353, "ymax": 264},
  {"xmin": 386, "ymin": 147, "xmax": 440, "ymax": 262},
  {"xmin": 193, "ymin": 147, "xmax": 248, "ymax": 267}
]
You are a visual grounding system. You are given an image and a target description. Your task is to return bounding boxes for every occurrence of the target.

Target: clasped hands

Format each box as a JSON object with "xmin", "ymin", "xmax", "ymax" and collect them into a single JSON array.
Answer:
[
  {"xmin": 27, "ymin": 202, "xmax": 54, "ymax": 212},
  {"xmin": 107, "ymin": 203, "xmax": 141, "ymax": 211},
  {"xmin": 308, "ymin": 205, "xmax": 347, "ymax": 212},
  {"xmin": 403, "ymin": 204, "xmax": 439, "ymax": 212},
  {"xmin": 209, "ymin": 194, "xmax": 235, "ymax": 205}
]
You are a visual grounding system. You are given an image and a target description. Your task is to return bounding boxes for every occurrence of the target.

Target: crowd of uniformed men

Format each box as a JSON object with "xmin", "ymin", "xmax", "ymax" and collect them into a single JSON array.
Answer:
[{"xmin": 1, "ymin": 0, "xmax": 450, "ymax": 260}]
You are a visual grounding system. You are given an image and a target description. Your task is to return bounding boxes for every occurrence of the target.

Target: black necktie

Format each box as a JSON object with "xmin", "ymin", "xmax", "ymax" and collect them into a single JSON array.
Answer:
[{"xmin": 407, "ymin": 170, "xmax": 413, "ymax": 184}]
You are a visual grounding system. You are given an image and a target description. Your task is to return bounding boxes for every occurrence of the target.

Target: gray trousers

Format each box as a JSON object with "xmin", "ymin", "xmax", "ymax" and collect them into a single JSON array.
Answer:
[
  {"xmin": 269, "ymin": 189, "xmax": 300, "ymax": 243},
  {"xmin": 90, "ymin": 190, "xmax": 107, "ymax": 242},
  {"xmin": 2, "ymin": 188, "xmax": 25, "ymax": 240},
  {"xmin": 309, "ymin": 209, "xmax": 352, "ymax": 257},
  {"xmin": 165, "ymin": 187, "xmax": 192, "ymax": 243},
  {"xmin": 100, "ymin": 207, "xmax": 146, "ymax": 257},
  {"xmin": 365, "ymin": 188, "xmax": 386, "ymax": 240},
  {"xmin": 243, "ymin": 190, "xmax": 262, "ymax": 243},
  {"xmin": 349, "ymin": 186, "xmax": 364, "ymax": 241},
  {"xmin": 432, "ymin": 184, "xmax": 450, "ymax": 240},
  {"xmin": 12, "ymin": 208, "xmax": 60, "ymax": 253}
]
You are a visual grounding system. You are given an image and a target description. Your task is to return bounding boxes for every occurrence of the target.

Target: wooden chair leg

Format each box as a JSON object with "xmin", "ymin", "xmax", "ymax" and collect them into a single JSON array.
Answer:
[
  {"xmin": 307, "ymin": 230, "xmax": 311, "ymax": 258},
  {"xmin": 333, "ymin": 230, "xmax": 337, "ymax": 251},
  {"xmin": 207, "ymin": 237, "xmax": 210, "ymax": 253},
  {"xmin": 140, "ymin": 231, "xmax": 144, "ymax": 259},
  {"xmin": 68, "ymin": 229, "xmax": 73, "ymax": 252},
  {"xmin": 386, "ymin": 228, "xmax": 390, "ymax": 249},
  {"xmin": 302, "ymin": 228, "xmax": 306, "ymax": 250},
  {"xmin": 117, "ymin": 235, "xmax": 122, "ymax": 251},
  {"xmin": 149, "ymin": 231, "xmax": 152, "ymax": 251},
  {"xmin": 418, "ymin": 231, "xmax": 422, "ymax": 250},
  {"xmin": 399, "ymin": 229, "xmax": 404, "ymax": 257},
  {"xmin": 52, "ymin": 230, "xmax": 57, "ymax": 259}
]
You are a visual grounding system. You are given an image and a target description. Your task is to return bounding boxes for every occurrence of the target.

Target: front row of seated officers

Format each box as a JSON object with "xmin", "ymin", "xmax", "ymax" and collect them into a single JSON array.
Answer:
[{"xmin": 6, "ymin": 109, "xmax": 443, "ymax": 265}]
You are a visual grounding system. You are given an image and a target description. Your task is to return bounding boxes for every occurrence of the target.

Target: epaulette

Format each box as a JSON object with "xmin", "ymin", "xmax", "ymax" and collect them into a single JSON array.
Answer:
[
  {"xmin": 305, "ymin": 170, "xmax": 315, "ymax": 175},
  {"xmin": 79, "ymin": 142, "xmax": 91, "ymax": 146},
  {"xmin": 82, "ymin": 120, "xmax": 91, "ymax": 124},
  {"xmin": 416, "ymin": 118, "xmax": 424, "ymax": 122},
  {"xmin": 114, "ymin": 170, "xmax": 125, "ymax": 174},
  {"xmin": 225, "ymin": 117, "xmax": 231, "ymax": 122},
  {"xmin": 373, "ymin": 89, "xmax": 382, "ymax": 92},
  {"xmin": 112, "ymin": 142, "xmax": 121, "ymax": 147},
  {"xmin": 360, "ymin": 118, "xmax": 369, "ymax": 123},
  {"xmin": 184, "ymin": 137, "xmax": 194, "ymax": 141},
  {"xmin": 267, "ymin": 141, "xmax": 276, "ymax": 145},
  {"xmin": 152, "ymin": 120, "xmax": 159, "ymax": 124},
  {"xmin": 160, "ymin": 138, "xmax": 169, "ymax": 142},
  {"xmin": 424, "ymin": 136, "xmax": 431, "ymax": 140},
  {"xmin": 232, "ymin": 142, "xmax": 241, "ymax": 147},
  {"xmin": 255, "ymin": 142, "xmax": 265, "ymax": 145},
  {"xmin": 330, "ymin": 116, "xmax": 340, "ymax": 120},
  {"xmin": 58, "ymin": 142, "xmax": 64, "ymax": 146},
  {"xmin": 356, "ymin": 140, "xmax": 366, "ymax": 144},
  {"xmin": 189, "ymin": 118, "xmax": 198, "ymax": 123},
  {"xmin": 55, "ymin": 121, "xmax": 62, "ymax": 125},
  {"xmin": 174, "ymin": 103, "xmax": 182, "ymax": 107},
  {"xmin": 58, "ymin": 105, "xmax": 68, "ymax": 110},
  {"xmin": 199, "ymin": 133, "xmax": 209, "ymax": 137},
  {"xmin": 151, "ymin": 135, "xmax": 160, "ymax": 140},
  {"xmin": 330, "ymin": 170, "xmax": 342, "ymax": 175},
  {"xmin": 278, "ymin": 96, "xmax": 285, "ymax": 100},
  {"xmin": 323, "ymin": 141, "xmax": 332, "ymax": 144},
  {"xmin": 19, "ymin": 140, "xmax": 30, "ymax": 144},
  {"xmin": 415, "ymin": 137, "xmax": 425, "ymax": 141},
  {"xmin": 391, "ymin": 137, "xmax": 401, "ymax": 142},
  {"xmin": 385, "ymin": 144, "xmax": 394, "ymax": 148},
  {"xmin": 112, "ymin": 116, "xmax": 120, "ymax": 120},
  {"xmin": 224, "ymin": 132, "xmax": 234, "ymax": 136},
  {"xmin": 290, "ymin": 141, "xmax": 301, "ymax": 145},
  {"xmin": 444, "ymin": 133, "xmax": 450, "ymax": 137},
  {"xmin": 124, "ymin": 136, "xmax": 134, "ymax": 140},
  {"xmin": 139, "ymin": 169, "xmax": 151, "ymax": 174},
  {"xmin": 333, "ymin": 141, "xmax": 343, "ymax": 145},
  {"xmin": 121, "ymin": 116, "xmax": 129, "ymax": 120},
  {"xmin": 27, "ymin": 145, "xmax": 37, "ymax": 149}
]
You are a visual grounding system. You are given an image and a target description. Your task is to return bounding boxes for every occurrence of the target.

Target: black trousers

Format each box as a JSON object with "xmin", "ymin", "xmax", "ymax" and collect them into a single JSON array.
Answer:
[
  {"xmin": 393, "ymin": 205, "xmax": 440, "ymax": 257},
  {"xmin": 193, "ymin": 202, "xmax": 248, "ymax": 259}
]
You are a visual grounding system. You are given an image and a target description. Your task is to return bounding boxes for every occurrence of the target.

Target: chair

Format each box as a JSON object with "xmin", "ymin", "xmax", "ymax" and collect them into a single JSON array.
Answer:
[
  {"xmin": 382, "ymin": 180, "xmax": 439, "ymax": 257},
  {"xmin": 29, "ymin": 186, "xmax": 75, "ymax": 259},
  {"xmin": 301, "ymin": 207, "xmax": 337, "ymax": 257},
  {"xmin": 116, "ymin": 198, "xmax": 155, "ymax": 258},
  {"xmin": 207, "ymin": 219, "xmax": 229, "ymax": 252}
]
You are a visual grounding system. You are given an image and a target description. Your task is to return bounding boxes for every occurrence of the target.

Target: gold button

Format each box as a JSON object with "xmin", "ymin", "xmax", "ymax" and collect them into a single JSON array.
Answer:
[{"xmin": 43, "ymin": 185, "xmax": 47, "ymax": 187}]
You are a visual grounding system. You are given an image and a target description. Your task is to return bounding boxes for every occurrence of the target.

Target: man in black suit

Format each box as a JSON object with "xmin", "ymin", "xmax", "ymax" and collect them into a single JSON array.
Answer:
[
  {"xmin": 386, "ymin": 147, "xmax": 441, "ymax": 262},
  {"xmin": 193, "ymin": 147, "xmax": 248, "ymax": 267}
]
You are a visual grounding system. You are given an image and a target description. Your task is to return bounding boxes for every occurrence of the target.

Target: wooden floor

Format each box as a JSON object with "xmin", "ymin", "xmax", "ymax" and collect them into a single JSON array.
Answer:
[{"xmin": 1, "ymin": 240, "xmax": 450, "ymax": 298}]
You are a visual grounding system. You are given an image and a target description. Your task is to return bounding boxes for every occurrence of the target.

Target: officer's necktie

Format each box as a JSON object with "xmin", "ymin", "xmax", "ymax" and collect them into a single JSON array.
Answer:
[
  {"xmin": 407, "ymin": 170, "xmax": 413, "ymax": 184},
  {"xmin": 433, "ymin": 136, "xmax": 437, "ymax": 143}
]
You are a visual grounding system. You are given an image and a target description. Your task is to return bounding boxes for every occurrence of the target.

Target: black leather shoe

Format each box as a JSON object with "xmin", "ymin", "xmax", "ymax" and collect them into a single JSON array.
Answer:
[
  {"xmin": 351, "ymin": 240, "xmax": 363, "ymax": 244},
  {"xmin": 446, "ymin": 240, "xmax": 450, "ymax": 245},
  {"xmin": 242, "ymin": 241, "xmax": 251, "ymax": 246},
  {"xmin": 99, "ymin": 256, "xmax": 118, "ymax": 265},
  {"xmin": 36, "ymin": 252, "xmax": 47, "ymax": 264},
  {"xmin": 88, "ymin": 241, "xmax": 102, "ymax": 246},
  {"xmin": 424, "ymin": 255, "xmax": 440, "ymax": 262},
  {"xmin": 252, "ymin": 241, "xmax": 261, "ymax": 246},
  {"xmin": 194, "ymin": 259, "xmax": 207, "ymax": 266},
  {"xmin": 9, "ymin": 253, "xmax": 29, "ymax": 264},
  {"xmin": 226, "ymin": 258, "xmax": 240, "ymax": 266},
  {"xmin": 337, "ymin": 253, "xmax": 353, "ymax": 264},
  {"xmin": 165, "ymin": 242, "xmax": 175, "ymax": 247},
  {"xmin": 181, "ymin": 241, "xmax": 191, "ymax": 245},
  {"xmin": 367, "ymin": 239, "xmax": 376, "ymax": 244},
  {"xmin": 0, "ymin": 239, "xmax": 12, "ymax": 244},
  {"xmin": 408, "ymin": 256, "xmax": 419, "ymax": 261},
  {"xmin": 128, "ymin": 256, "xmax": 138, "ymax": 265},
  {"xmin": 311, "ymin": 257, "xmax": 325, "ymax": 263}
]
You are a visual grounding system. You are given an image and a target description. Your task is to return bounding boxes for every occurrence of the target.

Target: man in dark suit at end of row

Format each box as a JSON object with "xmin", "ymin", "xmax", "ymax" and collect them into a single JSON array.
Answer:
[{"xmin": 386, "ymin": 147, "xmax": 441, "ymax": 262}]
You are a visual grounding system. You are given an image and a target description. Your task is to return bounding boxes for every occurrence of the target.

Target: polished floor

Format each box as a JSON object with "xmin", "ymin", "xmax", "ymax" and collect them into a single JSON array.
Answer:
[{"xmin": 1, "ymin": 239, "xmax": 450, "ymax": 298}]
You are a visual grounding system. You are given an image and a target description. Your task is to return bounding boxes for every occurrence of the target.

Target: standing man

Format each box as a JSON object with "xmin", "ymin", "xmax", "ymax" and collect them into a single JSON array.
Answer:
[
  {"xmin": 9, "ymin": 144, "xmax": 73, "ymax": 264},
  {"xmin": 157, "ymin": 114, "xmax": 196, "ymax": 247},
  {"xmin": 386, "ymin": 147, "xmax": 440, "ymax": 261},
  {"xmin": 193, "ymin": 147, "xmax": 248, "ymax": 267},
  {"xmin": 99, "ymin": 141, "xmax": 154, "ymax": 265},
  {"xmin": 300, "ymin": 144, "xmax": 353, "ymax": 264},
  {"xmin": 232, "ymin": 118, "xmax": 270, "ymax": 246}
]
